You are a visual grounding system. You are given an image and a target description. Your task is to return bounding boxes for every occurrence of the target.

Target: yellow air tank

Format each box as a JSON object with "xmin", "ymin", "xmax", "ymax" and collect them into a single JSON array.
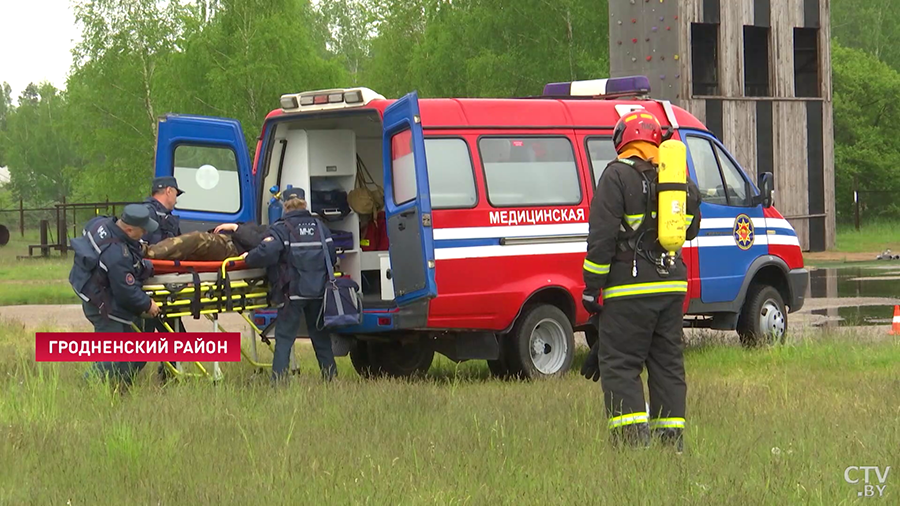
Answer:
[{"xmin": 656, "ymin": 139, "xmax": 688, "ymax": 263}]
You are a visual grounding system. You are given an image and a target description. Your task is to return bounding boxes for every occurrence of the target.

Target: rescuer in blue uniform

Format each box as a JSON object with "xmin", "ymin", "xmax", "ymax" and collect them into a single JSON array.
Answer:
[
  {"xmin": 141, "ymin": 176, "xmax": 185, "ymax": 380},
  {"xmin": 580, "ymin": 110, "xmax": 702, "ymax": 453},
  {"xmin": 71, "ymin": 204, "xmax": 161, "ymax": 386},
  {"xmin": 241, "ymin": 187, "xmax": 339, "ymax": 382}
]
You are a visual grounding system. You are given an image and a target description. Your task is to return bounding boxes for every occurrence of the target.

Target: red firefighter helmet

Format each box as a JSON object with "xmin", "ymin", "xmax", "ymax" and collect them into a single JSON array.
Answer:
[{"xmin": 612, "ymin": 109, "xmax": 663, "ymax": 153}]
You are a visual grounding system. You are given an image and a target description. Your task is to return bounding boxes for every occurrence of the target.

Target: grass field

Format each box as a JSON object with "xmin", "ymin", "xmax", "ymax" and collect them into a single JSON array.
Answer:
[
  {"xmin": 0, "ymin": 231, "xmax": 85, "ymax": 306},
  {"xmin": 835, "ymin": 220, "xmax": 900, "ymax": 253},
  {"xmin": 0, "ymin": 320, "xmax": 897, "ymax": 504}
]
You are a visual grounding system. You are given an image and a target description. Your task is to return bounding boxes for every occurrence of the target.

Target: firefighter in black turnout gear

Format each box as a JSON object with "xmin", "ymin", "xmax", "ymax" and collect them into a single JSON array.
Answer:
[
  {"xmin": 70, "ymin": 204, "xmax": 161, "ymax": 386},
  {"xmin": 580, "ymin": 110, "xmax": 701, "ymax": 452},
  {"xmin": 242, "ymin": 187, "xmax": 339, "ymax": 382}
]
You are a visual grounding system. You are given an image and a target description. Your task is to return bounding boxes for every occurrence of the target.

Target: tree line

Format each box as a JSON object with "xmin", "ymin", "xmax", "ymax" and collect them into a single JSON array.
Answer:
[{"xmin": 0, "ymin": 0, "xmax": 895, "ymax": 222}]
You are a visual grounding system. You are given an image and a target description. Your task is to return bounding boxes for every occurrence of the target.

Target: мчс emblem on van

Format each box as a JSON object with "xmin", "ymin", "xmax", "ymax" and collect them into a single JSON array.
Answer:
[{"xmin": 733, "ymin": 214, "xmax": 754, "ymax": 250}]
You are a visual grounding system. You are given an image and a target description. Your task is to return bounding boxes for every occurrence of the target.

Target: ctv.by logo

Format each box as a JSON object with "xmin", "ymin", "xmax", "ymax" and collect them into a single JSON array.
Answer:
[{"xmin": 845, "ymin": 466, "xmax": 890, "ymax": 498}]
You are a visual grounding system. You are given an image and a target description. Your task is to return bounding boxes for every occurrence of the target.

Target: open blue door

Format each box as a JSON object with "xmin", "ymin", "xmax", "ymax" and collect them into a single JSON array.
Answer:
[
  {"xmin": 155, "ymin": 114, "xmax": 256, "ymax": 232},
  {"xmin": 382, "ymin": 92, "xmax": 438, "ymax": 306}
]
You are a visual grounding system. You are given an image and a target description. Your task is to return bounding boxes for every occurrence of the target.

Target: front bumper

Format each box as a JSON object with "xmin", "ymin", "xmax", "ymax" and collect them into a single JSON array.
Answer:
[{"xmin": 787, "ymin": 268, "xmax": 809, "ymax": 312}]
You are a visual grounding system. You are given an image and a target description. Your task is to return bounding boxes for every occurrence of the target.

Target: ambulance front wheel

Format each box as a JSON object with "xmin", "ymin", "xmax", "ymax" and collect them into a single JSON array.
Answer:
[
  {"xmin": 737, "ymin": 284, "xmax": 787, "ymax": 347},
  {"xmin": 505, "ymin": 304, "xmax": 575, "ymax": 379}
]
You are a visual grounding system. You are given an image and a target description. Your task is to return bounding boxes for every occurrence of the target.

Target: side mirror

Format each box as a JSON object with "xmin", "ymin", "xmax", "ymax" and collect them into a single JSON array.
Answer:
[{"xmin": 755, "ymin": 172, "xmax": 774, "ymax": 208}]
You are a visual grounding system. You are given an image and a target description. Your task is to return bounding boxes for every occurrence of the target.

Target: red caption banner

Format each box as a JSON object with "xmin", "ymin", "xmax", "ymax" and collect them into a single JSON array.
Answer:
[{"xmin": 34, "ymin": 333, "xmax": 242, "ymax": 362}]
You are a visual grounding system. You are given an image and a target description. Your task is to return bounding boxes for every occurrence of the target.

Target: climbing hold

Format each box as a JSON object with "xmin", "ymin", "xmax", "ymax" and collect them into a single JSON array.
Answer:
[
  {"xmin": 660, "ymin": 75, "xmax": 666, "ymax": 80},
  {"xmin": 646, "ymin": 56, "xmax": 652, "ymax": 61},
  {"xmin": 675, "ymin": 74, "xmax": 680, "ymax": 78},
  {"xmin": 617, "ymin": 40, "xmax": 622, "ymax": 45},
  {"xmin": 632, "ymin": 38, "xmax": 638, "ymax": 43},
  {"xmin": 661, "ymin": 56, "xmax": 665, "ymax": 61},
  {"xmin": 674, "ymin": 15, "xmax": 678, "ymax": 19},
  {"xmin": 652, "ymin": 26, "xmax": 658, "ymax": 32},
  {"xmin": 645, "ymin": 37, "xmax": 650, "ymax": 42},
  {"xmin": 632, "ymin": 18, "xmax": 637, "ymax": 23},
  {"xmin": 674, "ymin": 54, "xmax": 679, "ymax": 60},
  {"xmin": 618, "ymin": 20, "xmax": 623, "ymax": 25},
  {"xmin": 667, "ymin": 26, "xmax": 671, "ymax": 31},
  {"xmin": 632, "ymin": 57, "xmax": 637, "ymax": 62},
  {"xmin": 660, "ymin": 16, "xmax": 664, "ymax": 21}
]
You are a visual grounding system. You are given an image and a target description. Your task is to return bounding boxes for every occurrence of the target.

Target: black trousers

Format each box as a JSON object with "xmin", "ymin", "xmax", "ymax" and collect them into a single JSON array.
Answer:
[
  {"xmin": 596, "ymin": 294, "xmax": 686, "ymax": 432},
  {"xmin": 273, "ymin": 299, "xmax": 337, "ymax": 381},
  {"xmin": 140, "ymin": 316, "xmax": 181, "ymax": 377}
]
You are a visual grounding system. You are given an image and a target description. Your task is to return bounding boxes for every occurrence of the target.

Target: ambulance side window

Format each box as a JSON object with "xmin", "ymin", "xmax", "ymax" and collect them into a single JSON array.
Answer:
[
  {"xmin": 713, "ymin": 144, "xmax": 753, "ymax": 207},
  {"xmin": 479, "ymin": 136, "xmax": 581, "ymax": 207},
  {"xmin": 586, "ymin": 137, "xmax": 619, "ymax": 187},
  {"xmin": 424, "ymin": 138, "xmax": 478, "ymax": 209},
  {"xmin": 172, "ymin": 144, "xmax": 241, "ymax": 213},
  {"xmin": 685, "ymin": 136, "xmax": 730, "ymax": 206}
]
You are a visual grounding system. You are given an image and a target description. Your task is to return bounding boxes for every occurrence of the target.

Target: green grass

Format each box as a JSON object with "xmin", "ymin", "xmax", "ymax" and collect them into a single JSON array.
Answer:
[
  {"xmin": 0, "ymin": 230, "xmax": 77, "ymax": 305},
  {"xmin": 835, "ymin": 220, "xmax": 900, "ymax": 253},
  {"xmin": 1, "ymin": 322, "xmax": 897, "ymax": 504}
]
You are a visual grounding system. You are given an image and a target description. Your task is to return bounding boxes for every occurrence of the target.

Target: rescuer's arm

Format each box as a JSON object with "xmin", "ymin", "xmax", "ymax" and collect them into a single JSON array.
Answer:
[
  {"xmin": 582, "ymin": 168, "xmax": 626, "ymax": 313},
  {"xmin": 685, "ymin": 178, "xmax": 702, "ymax": 241},
  {"xmin": 105, "ymin": 246, "xmax": 153, "ymax": 315},
  {"xmin": 243, "ymin": 230, "xmax": 284, "ymax": 268}
]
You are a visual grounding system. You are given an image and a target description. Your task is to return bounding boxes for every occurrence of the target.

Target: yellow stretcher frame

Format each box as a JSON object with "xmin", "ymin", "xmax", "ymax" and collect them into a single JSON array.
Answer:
[{"xmin": 135, "ymin": 257, "xmax": 283, "ymax": 382}]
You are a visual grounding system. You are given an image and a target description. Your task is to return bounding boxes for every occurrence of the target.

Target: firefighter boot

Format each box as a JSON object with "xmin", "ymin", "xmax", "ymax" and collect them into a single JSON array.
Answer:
[
  {"xmin": 653, "ymin": 427, "xmax": 684, "ymax": 454},
  {"xmin": 610, "ymin": 422, "xmax": 651, "ymax": 450}
]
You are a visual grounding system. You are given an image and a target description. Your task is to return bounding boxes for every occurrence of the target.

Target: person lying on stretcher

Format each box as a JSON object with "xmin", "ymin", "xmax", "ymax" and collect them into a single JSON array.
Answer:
[{"xmin": 142, "ymin": 222, "xmax": 268, "ymax": 262}]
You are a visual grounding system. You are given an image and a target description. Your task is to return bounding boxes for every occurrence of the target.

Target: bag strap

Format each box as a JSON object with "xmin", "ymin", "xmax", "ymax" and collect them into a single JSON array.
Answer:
[{"xmin": 315, "ymin": 221, "xmax": 336, "ymax": 282}]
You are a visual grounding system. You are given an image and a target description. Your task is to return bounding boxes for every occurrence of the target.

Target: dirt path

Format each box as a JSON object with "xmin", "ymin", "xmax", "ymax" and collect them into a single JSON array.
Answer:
[{"xmin": 0, "ymin": 304, "xmax": 256, "ymax": 333}]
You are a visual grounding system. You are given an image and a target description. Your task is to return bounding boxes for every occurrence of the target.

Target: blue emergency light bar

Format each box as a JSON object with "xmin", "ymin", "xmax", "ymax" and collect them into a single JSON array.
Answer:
[{"xmin": 542, "ymin": 76, "xmax": 651, "ymax": 99}]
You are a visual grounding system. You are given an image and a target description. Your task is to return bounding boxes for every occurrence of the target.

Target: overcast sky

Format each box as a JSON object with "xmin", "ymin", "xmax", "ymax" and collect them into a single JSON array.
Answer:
[{"xmin": 0, "ymin": 0, "xmax": 80, "ymax": 103}]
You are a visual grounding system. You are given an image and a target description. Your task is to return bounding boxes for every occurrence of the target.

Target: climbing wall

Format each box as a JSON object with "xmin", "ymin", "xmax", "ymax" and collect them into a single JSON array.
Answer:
[{"xmin": 608, "ymin": 0, "xmax": 683, "ymax": 102}]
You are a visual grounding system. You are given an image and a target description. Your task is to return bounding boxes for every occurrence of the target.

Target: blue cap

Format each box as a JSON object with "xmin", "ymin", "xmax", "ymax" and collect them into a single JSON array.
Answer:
[
  {"xmin": 152, "ymin": 176, "xmax": 184, "ymax": 196},
  {"xmin": 121, "ymin": 204, "xmax": 159, "ymax": 233},
  {"xmin": 281, "ymin": 187, "xmax": 305, "ymax": 201}
]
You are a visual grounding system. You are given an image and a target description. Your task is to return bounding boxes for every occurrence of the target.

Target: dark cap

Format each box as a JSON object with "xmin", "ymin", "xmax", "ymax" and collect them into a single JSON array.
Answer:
[
  {"xmin": 121, "ymin": 204, "xmax": 159, "ymax": 233},
  {"xmin": 152, "ymin": 176, "xmax": 184, "ymax": 196},
  {"xmin": 281, "ymin": 187, "xmax": 305, "ymax": 201}
]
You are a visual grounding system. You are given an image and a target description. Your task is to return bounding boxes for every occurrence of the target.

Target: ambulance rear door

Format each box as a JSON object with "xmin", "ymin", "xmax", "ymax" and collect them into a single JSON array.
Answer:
[
  {"xmin": 154, "ymin": 114, "xmax": 256, "ymax": 232},
  {"xmin": 381, "ymin": 91, "xmax": 438, "ymax": 306}
]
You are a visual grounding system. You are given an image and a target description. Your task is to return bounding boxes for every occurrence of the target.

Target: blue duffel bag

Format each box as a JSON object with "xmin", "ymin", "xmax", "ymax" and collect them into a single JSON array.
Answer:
[{"xmin": 315, "ymin": 228, "xmax": 362, "ymax": 329}]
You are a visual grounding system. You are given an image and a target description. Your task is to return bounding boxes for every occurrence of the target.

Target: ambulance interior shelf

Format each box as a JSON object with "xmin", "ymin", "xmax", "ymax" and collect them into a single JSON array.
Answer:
[{"xmin": 263, "ymin": 124, "xmax": 392, "ymax": 305}]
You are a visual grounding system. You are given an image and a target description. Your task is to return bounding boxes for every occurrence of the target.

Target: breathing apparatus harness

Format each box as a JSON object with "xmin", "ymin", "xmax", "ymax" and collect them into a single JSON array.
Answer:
[{"xmin": 613, "ymin": 158, "xmax": 687, "ymax": 278}]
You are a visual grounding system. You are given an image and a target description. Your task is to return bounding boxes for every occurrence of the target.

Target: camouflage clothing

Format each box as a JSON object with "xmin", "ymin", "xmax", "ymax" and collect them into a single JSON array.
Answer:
[{"xmin": 146, "ymin": 231, "xmax": 238, "ymax": 261}]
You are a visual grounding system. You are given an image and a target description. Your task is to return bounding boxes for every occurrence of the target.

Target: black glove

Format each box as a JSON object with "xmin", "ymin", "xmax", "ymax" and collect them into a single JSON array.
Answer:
[
  {"xmin": 582, "ymin": 289, "xmax": 603, "ymax": 315},
  {"xmin": 581, "ymin": 338, "xmax": 601, "ymax": 382}
]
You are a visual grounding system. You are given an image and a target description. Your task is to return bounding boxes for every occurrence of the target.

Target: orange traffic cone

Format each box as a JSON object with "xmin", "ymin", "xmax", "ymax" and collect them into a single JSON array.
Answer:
[{"xmin": 891, "ymin": 306, "xmax": 900, "ymax": 335}]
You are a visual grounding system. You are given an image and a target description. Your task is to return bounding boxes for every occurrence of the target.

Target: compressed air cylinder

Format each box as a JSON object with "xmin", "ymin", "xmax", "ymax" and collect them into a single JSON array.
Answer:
[{"xmin": 657, "ymin": 139, "xmax": 688, "ymax": 255}]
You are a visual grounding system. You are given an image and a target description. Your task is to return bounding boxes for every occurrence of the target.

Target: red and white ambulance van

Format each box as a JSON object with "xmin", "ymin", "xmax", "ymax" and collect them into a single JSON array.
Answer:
[{"xmin": 153, "ymin": 76, "xmax": 809, "ymax": 379}]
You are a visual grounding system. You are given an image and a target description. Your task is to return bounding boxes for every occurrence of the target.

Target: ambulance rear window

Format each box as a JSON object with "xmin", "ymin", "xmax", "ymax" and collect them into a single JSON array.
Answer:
[
  {"xmin": 586, "ymin": 138, "xmax": 619, "ymax": 186},
  {"xmin": 479, "ymin": 137, "xmax": 581, "ymax": 207}
]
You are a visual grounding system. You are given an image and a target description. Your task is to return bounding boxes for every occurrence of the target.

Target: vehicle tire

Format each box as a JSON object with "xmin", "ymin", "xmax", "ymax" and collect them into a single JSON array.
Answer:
[
  {"xmin": 366, "ymin": 339, "xmax": 434, "ymax": 379},
  {"xmin": 349, "ymin": 339, "xmax": 382, "ymax": 378},
  {"xmin": 505, "ymin": 304, "xmax": 575, "ymax": 379},
  {"xmin": 736, "ymin": 284, "xmax": 787, "ymax": 348}
]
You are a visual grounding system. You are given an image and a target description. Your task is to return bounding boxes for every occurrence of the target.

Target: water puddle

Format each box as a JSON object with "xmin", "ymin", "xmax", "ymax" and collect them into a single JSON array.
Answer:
[{"xmin": 803, "ymin": 265, "xmax": 900, "ymax": 328}]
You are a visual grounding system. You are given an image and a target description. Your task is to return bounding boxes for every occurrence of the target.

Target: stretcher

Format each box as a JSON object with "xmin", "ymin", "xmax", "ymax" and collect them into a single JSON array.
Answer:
[{"xmin": 136, "ymin": 256, "xmax": 286, "ymax": 382}]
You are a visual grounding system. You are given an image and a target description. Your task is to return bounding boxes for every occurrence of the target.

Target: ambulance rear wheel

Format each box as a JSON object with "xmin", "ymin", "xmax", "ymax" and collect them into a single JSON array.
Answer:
[
  {"xmin": 737, "ymin": 284, "xmax": 787, "ymax": 347},
  {"xmin": 355, "ymin": 339, "xmax": 434, "ymax": 379},
  {"xmin": 506, "ymin": 304, "xmax": 575, "ymax": 379},
  {"xmin": 349, "ymin": 339, "xmax": 382, "ymax": 378}
]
